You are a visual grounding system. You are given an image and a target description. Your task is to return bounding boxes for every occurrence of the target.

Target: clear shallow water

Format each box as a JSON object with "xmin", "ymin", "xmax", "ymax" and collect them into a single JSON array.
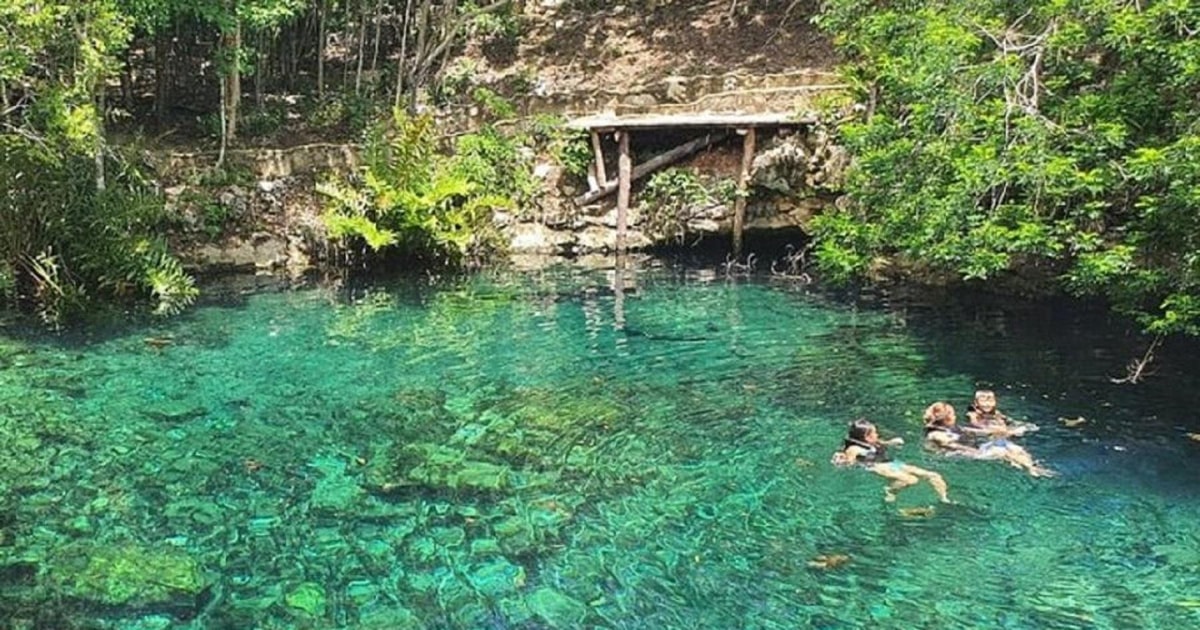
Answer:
[{"xmin": 2, "ymin": 262, "xmax": 1200, "ymax": 629}]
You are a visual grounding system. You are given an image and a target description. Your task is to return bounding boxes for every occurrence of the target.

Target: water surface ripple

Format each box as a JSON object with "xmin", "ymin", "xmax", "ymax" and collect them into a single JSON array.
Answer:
[{"xmin": 1, "ymin": 265, "xmax": 1199, "ymax": 629}]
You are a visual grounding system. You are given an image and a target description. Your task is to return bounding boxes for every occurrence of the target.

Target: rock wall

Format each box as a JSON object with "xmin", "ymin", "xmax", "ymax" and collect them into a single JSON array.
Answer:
[
  {"xmin": 149, "ymin": 143, "xmax": 348, "ymax": 275},
  {"xmin": 501, "ymin": 128, "xmax": 845, "ymax": 256},
  {"xmin": 153, "ymin": 126, "xmax": 847, "ymax": 271}
]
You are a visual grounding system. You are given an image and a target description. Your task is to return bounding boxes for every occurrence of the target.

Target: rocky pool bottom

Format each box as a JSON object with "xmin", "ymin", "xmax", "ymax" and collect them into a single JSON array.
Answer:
[{"xmin": 1, "ymin": 263, "xmax": 1199, "ymax": 629}]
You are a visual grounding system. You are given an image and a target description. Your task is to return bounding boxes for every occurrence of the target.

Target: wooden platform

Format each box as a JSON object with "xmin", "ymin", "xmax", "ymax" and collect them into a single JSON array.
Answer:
[{"xmin": 566, "ymin": 112, "xmax": 815, "ymax": 131}]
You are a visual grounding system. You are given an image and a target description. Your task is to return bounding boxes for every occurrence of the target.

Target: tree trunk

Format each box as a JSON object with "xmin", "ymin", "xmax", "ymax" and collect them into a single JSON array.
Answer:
[
  {"xmin": 317, "ymin": 0, "xmax": 326, "ymax": 98},
  {"xmin": 395, "ymin": 0, "xmax": 415, "ymax": 108},
  {"xmin": 154, "ymin": 33, "xmax": 171, "ymax": 121},
  {"xmin": 217, "ymin": 79, "xmax": 227, "ymax": 168},
  {"xmin": 370, "ymin": 0, "xmax": 383, "ymax": 73},
  {"xmin": 120, "ymin": 63, "xmax": 134, "ymax": 113},
  {"xmin": 408, "ymin": 0, "xmax": 432, "ymax": 112},
  {"xmin": 94, "ymin": 88, "xmax": 106, "ymax": 192},
  {"xmin": 355, "ymin": 0, "xmax": 368, "ymax": 94},
  {"xmin": 254, "ymin": 32, "xmax": 265, "ymax": 109},
  {"xmin": 343, "ymin": 0, "xmax": 354, "ymax": 87},
  {"xmin": 220, "ymin": 20, "xmax": 242, "ymax": 141}
]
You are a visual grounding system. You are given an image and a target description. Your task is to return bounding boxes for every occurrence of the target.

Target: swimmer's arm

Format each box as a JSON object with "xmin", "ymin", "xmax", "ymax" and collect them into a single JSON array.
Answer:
[
  {"xmin": 832, "ymin": 445, "xmax": 864, "ymax": 466},
  {"xmin": 883, "ymin": 437, "xmax": 905, "ymax": 447},
  {"xmin": 961, "ymin": 424, "xmax": 1006, "ymax": 437},
  {"xmin": 926, "ymin": 431, "xmax": 973, "ymax": 451}
]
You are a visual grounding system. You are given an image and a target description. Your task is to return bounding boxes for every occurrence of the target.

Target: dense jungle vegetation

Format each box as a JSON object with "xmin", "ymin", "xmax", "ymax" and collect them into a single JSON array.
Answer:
[
  {"xmin": 1, "ymin": 0, "xmax": 1198, "ymax": 343},
  {"xmin": 813, "ymin": 0, "xmax": 1200, "ymax": 338}
]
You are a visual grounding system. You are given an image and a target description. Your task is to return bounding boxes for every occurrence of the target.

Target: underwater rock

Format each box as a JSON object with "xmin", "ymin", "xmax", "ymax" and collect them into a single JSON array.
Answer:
[
  {"xmin": 52, "ymin": 543, "xmax": 207, "ymax": 612},
  {"xmin": 470, "ymin": 538, "xmax": 502, "ymax": 556},
  {"xmin": 141, "ymin": 402, "xmax": 208, "ymax": 423},
  {"xmin": 284, "ymin": 582, "xmax": 327, "ymax": 618},
  {"xmin": 310, "ymin": 474, "xmax": 366, "ymax": 514},
  {"xmin": 308, "ymin": 455, "xmax": 366, "ymax": 514},
  {"xmin": 467, "ymin": 557, "xmax": 527, "ymax": 599},
  {"xmin": 526, "ymin": 587, "xmax": 588, "ymax": 626},
  {"xmin": 357, "ymin": 603, "xmax": 424, "ymax": 629},
  {"xmin": 499, "ymin": 597, "xmax": 534, "ymax": 625},
  {"xmin": 493, "ymin": 516, "xmax": 536, "ymax": 555},
  {"xmin": 398, "ymin": 443, "xmax": 513, "ymax": 491},
  {"xmin": 345, "ymin": 579, "xmax": 379, "ymax": 606},
  {"xmin": 451, "ymin": 601, "xmax": 491, "ymax": 627},
  {"xmin": 431, "ymin": 526, "xmax": 466, "ymax": 548}
]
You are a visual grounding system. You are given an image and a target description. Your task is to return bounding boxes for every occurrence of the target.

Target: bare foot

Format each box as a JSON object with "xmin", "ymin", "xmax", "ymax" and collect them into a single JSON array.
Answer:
[
  {"xmin": 884, "ymin": 489, "xmax": 897, "ymax": 503},
  {"xmin": 1031, "ymin": 466, "xmax": 1057, "ymax": 478}
]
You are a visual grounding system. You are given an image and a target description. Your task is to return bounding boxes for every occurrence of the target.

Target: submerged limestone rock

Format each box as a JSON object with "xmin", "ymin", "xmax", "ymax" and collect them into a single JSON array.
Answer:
[
  {"xmin": 526, "ymin": 587, "xmax": 588, "ymax": 626},
  {"xmin": 467, "ymin": 557, "xmax": 527, "ymax": 599},
  {"xmin": 284, "ymin": 582, "xmax": 327, "ymax": 618},
  {"xmin": 53, "ymin": 544, "xmax": 206, "ymax": 610}
]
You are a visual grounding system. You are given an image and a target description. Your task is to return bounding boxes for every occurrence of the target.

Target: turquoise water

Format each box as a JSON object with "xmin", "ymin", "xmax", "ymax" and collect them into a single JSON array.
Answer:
[{"xmin": 2, "ymin": 262, "xmax": 1200, "ymax": 629}]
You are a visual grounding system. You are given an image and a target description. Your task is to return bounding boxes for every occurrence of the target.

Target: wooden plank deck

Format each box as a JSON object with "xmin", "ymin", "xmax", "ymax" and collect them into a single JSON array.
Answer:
[{"xmin": 566, "ymin": 112, "xmax": 815, "ymax": 131}]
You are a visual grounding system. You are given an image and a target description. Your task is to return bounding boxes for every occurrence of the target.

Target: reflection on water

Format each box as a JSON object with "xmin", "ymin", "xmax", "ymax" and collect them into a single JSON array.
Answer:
[{"xmin": 1, "ymin": 260, "xmax": 1199, "ymax": 629}]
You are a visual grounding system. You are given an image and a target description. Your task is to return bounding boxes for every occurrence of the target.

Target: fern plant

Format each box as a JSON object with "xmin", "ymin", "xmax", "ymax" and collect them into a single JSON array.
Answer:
[{"xmin": 319, "ymin": 109, "xmax": 515, "ymax": 266}]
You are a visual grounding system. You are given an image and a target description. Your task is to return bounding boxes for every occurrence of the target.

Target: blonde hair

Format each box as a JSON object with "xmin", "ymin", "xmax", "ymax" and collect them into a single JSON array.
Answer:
[
  {"xmin": 974, "ymin": 389, "xmax": 996, "ymax": 402},
  {"xmin": 923, "ymin": 401, "xmax": 956, "ymax": 426}
]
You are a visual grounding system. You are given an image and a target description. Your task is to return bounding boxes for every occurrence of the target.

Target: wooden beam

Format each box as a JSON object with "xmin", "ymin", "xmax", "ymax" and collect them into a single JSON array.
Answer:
[
  {"xmin": 733, "ymin": 127, "xmax": 756, "ymax": 258},
  {"xmin": 590, "ymin": 130, "xmax": 608, "ymax": 188},
  {"xmin": 616, "ymin": 130, "xmax": 631, "ymax": 251},
  {"xmin": 574, "ymin": 131, "xmax": 728, "ymax": 206}
]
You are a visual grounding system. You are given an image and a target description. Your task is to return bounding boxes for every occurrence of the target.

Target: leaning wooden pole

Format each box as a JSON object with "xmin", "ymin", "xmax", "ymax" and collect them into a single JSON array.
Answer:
[
  {"xmin": 590, "ymin": 130, "xmax": 608, "ymax": 190},
  {"xmin": 575, "ymin": 131, "xmax": 727, "ymax": 206},
  {"xmin": 733, "ymin": 127, "xmax": 756, "ymax": 258},
  {"xmin": 616, "ymin": 131, "xmax": 632, "ymax": 252}
]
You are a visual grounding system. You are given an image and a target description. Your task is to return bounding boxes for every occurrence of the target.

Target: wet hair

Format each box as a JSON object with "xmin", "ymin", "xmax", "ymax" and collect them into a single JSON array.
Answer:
[
  {"xmin": 974, "ymin": 390, "xmax": 997, "ymax": 403},
  {"xmin": 845, "ymin": 418, "xmax": 876, "ymax": 444},
  {"xmin": 923, "ymin": 402, "xmax": 956, "ymax": 427}
]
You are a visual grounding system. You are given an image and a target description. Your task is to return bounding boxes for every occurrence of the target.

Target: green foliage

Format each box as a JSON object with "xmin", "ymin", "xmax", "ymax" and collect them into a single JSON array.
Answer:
[
  {"xmin": 453, "ymin": 125, "xmax": 538, "ymax": 203},
  {"xmin": 318, "ymin": 110, "xmax": 519, "ymax": 266},
  {"xmin": 526, "ymin": 115, "xmax": 591, "ymax": 179},
  {"xmin": 471, "ymin": 86, "xmax": 517, "ymax": 119},
  {"xmin": 814, "ymin": 0, "xmax": 1200, "ymax": 336},
  {"xmin": 306, "ymin": 90, "xmax": 381, "ymax": 135},
  {"xmin": 441, "ymin": 57, "xmax": 482, "ymax": 103},
  {"xmin": 0, "ymin": 136, "xmax": 197, "ymax": 322},
  {"xmin": 240, "ymin": 104, "xmax": 287, "ymax": 138},
  {"xmin": 642, "ymin": 169, "xmax": 733, "ymax": 244}
]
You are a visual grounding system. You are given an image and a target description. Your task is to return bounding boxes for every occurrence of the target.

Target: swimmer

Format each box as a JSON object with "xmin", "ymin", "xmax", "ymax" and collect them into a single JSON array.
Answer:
[
  {"xmin": 968, "ymin": 390, "xmax": 1038, "ymax": 437},
  {"xmin": 831, "ymin": 419, "xmax": 951, "ymax": 503},
  {"xmin": 924, "ymin": 402, "xmax": 1054, "ymax": 477}
]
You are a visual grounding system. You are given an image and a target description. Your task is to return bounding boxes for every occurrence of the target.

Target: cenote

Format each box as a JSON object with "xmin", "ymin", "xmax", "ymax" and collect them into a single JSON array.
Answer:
[{"xmin": 2, "ymin": 259, "xmax": 1199, "ymax": 629}]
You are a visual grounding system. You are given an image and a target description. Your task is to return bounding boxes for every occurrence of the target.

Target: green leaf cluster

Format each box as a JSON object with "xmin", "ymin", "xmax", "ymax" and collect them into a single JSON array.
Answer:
[
  {"xmin": 318, "ymin": 110, "xmax": 522, "ymax": 266},
  {"xmin": 814, "ymin": 0, "xmax": 1200, "ymax": 335},
  {"xmin": 642, "ymin": 168, "xmax": 736, "ymax": 244},
  {"xmin": 0, "ymin": 136, "xmax": 196, "ymax": 323}
]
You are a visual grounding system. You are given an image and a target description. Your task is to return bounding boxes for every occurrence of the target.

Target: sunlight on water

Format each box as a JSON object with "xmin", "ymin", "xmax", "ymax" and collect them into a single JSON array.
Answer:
[{"xmin": 1, "ymin": 262, "xmax": 1199, "ymax": 629}]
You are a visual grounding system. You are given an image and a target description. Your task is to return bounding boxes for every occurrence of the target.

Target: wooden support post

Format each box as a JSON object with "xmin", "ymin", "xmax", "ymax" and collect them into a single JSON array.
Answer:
[
  {"xmin": 575, "ymin": 132, "xmax": 727, "ymax": 206},
  {"xmin": 733, "ymin": 127, "xmax": 756, "ymax": 258},
  {"xmin": 590, "ymin": 130, "xmax": 608, "ymax": 188},
  {"xmin": 616, "ymin": 130, "xmax": 632, "ymax": 252}
]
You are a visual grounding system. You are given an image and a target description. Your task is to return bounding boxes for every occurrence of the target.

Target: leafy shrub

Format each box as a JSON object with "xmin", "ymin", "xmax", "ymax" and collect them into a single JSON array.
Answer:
[
  {"xmin": 306, "ymin": 91, "xmax": 380, "ymax": 135},
  {"xmin": 641, "ymin": 169, "xmax": 731, "ymax": 244},
  {"xmin": 471, "ymin": 87, "xmax": 516, "ymax": 119},
  {"xmin": 317, "ymin": 110, "xmax": 517, "ymax": 266},
  {"xmin": 240, "ymin": 105, "xmax": 286, "ymax": 138},
  {"xmin": 814, "ymin": 0, "xmax": 1200, "ymax": 335},
  {"xmin": 0, "ymin": 135, "xmax": 197, "ymax": 322}
]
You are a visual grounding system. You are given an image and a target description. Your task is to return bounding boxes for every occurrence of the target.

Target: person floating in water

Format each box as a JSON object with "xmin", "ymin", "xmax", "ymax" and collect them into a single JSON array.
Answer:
[
  {"xmin": 923, "ymin": 402, "xmax": 1055, "ymax": 477},
  {"xmin": 968, "ymin": 389, "xmax": 1038, "ymax": 437},
  {"xmin": 831, "ymin": 419, "xmax": 951, "ymax": 503}
]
